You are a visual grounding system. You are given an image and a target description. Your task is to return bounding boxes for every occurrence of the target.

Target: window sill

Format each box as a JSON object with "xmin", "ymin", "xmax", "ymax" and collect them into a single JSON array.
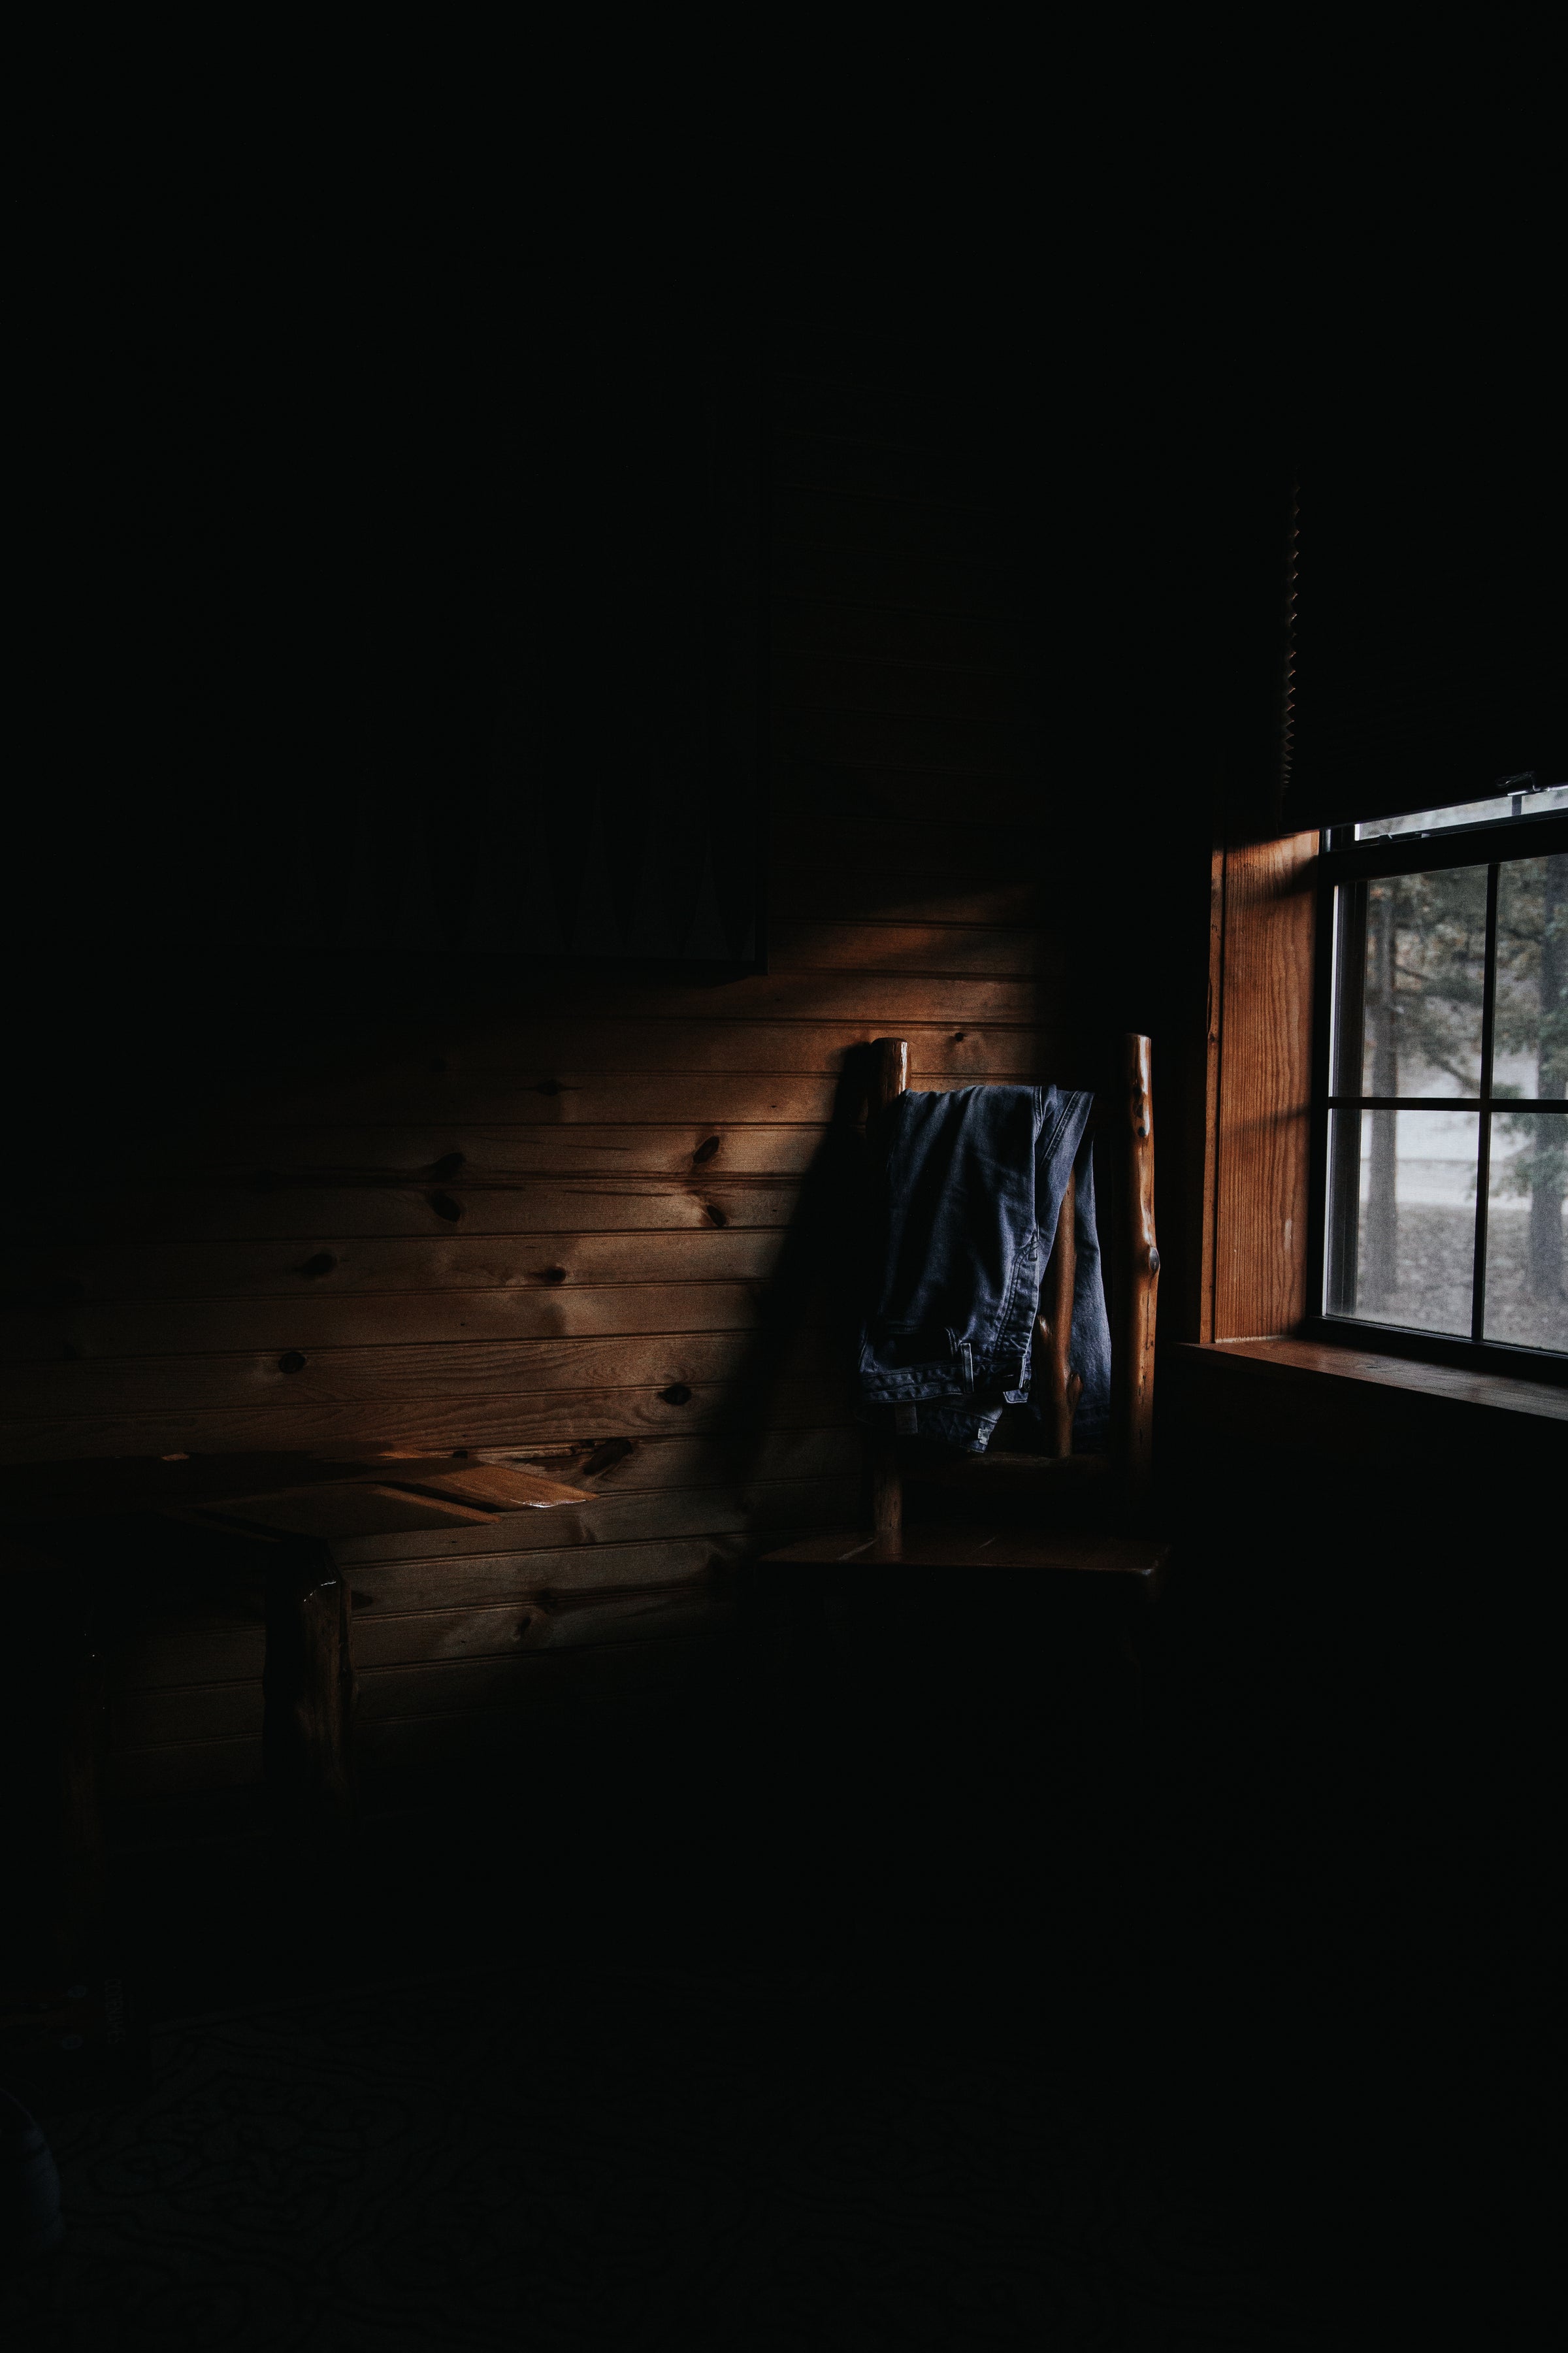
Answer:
[{"xmin": 1173, "ymin": 1337, "xmax": 1568, "ymax": 1427}]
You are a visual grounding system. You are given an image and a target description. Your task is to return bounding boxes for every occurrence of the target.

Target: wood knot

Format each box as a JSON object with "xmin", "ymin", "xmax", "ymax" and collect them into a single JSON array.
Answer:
[
  {"xmin": 659, "ymin": 1383, "xmax": 693, "ymax": 1406},
  {"xmin": 430, "ymin": 1151, "xmax": 465, "ymax": 1181},
  {"xmin": 297, "ymin": 1252, "xmax": 336, "ymax": 1279},
  {"xmin": 1147, "ymin": 1246, "xmax": 1160, "ymax": 1274},
  {"xmin": 703, "ymin": 1203, "xmax": 727, "ymax": 1228},
  {"xmin": 692, "ymin": 1136, "xmax": 721, "ymax": 1164},
  {"xmin": 427, "ymin": 1192, "xmax": 463, "ymax": 1223},
  {"xmin": 277, "ymin": 1351, "xmax": 307, "ymax": 1375},
  {"xmin": 533, "ymin": 1079, "xmax": 563, "ymax": 1096},
  {"xmin": 540, "ymin": 1266, "xmax": 568, "ymax": 1285}
]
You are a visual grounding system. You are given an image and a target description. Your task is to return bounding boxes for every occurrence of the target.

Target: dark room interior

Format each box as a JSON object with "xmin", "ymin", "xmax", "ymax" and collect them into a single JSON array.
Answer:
[{"xmin": 2, "ymin": 273, "xmax": 1562, "ymax": 2350}]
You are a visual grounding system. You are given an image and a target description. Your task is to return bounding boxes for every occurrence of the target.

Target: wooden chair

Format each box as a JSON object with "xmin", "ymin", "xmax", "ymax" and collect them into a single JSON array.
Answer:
[{"xmin": 760, "ymin": 1033, "xmax": 1169, "ymax": 1590}]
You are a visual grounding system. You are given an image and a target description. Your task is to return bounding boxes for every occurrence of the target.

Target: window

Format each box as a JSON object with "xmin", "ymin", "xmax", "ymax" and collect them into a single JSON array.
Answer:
[{"xmin": 1313, "ymin": 787, "xmax": 1568, "ymax": 1366}]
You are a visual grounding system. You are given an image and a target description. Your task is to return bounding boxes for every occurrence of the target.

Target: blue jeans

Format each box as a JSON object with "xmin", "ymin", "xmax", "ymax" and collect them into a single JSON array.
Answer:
[{"xmin": 856, "ymin": 1084, "xmax": 1111, "ymax": 1454}]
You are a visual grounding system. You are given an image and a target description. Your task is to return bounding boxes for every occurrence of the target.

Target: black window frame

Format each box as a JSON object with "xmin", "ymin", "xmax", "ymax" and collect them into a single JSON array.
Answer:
[{"xmin": 1305, "ymin": 802, "xmax": 1568, "ymax": 1386}]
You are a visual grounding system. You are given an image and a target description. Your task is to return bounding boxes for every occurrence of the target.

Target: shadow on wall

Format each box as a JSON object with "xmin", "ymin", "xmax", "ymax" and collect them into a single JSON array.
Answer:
[{"xmin": 681, "ymin": 1040, "xmax": 881, "ymax": 1505}]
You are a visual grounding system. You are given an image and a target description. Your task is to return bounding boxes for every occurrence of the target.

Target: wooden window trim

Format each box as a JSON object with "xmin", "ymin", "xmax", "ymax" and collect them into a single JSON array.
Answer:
[
  {"xmin": 1304, "ymin": 812, "xmax": 1568, "ymax": 1383},
  {"xmin": 1198, "ymin": 820, "xmax": 1567, "ymax": 1390},
  {"xmin": 1200, "ymin": 829, "xmax": 1319, "ymax": 1345},
  {"xmin": 1177, "ymin": 1335, "xmax": 1568, "ymax": 1428}
]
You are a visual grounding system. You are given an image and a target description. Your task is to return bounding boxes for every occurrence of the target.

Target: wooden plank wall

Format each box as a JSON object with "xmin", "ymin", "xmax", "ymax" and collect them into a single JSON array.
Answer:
[{"xmin": 1, "ymin": 349, "xmax": 1070, "ymax": 1840}]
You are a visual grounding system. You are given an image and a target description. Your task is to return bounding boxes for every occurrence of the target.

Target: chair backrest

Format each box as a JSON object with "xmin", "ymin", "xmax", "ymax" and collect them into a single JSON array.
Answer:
[{"xmin": 866, "ymin": 1033, "xmax": 1158, "ymax": 1534}]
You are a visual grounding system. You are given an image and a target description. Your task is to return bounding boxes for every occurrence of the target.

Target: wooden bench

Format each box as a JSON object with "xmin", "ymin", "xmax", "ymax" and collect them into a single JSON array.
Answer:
[{"xmin": 2, "ymin": 1450, "xmax": 593, "ymax": 1968}]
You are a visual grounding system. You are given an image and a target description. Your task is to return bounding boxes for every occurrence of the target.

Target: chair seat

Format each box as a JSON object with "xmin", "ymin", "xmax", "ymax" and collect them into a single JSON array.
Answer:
[{"xmin": 759, "ymin": 1524, "xmax": 1168, "ymax": 1583}]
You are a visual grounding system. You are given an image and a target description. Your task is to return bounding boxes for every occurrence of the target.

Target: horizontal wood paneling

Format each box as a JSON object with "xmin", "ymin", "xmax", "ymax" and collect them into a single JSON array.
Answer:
[
  {"xmin": 7, "ymin": 1227, "xmax": 789, "ymax": 1302},
  {"xmin": 451, "ymin": 1017, "xmax": 1054, "ymax": 1072},
  {"xmin": 9, "ymin": 1281, "xmax": 818, "ymax": 1361},
  {"xmin": 355, "ymin": 968, "xmax": 1042, "ymax": 1027},
  {"xmin": 0, "ymin": 1326, "xmax": 838, "ymax": 1422},
  {"xmin": 227, "ymin": 1074, "xmax": 845, "ymax": 1128},
  {"xmin": 356, "ymin": 1587, "xmax": 727, "ymax": 1670},
  {"xmin": 3, "ymin": 1377, "xmax": 856, "ymax": 1464},
  {"xmin": 115, "ymin": 1488, "xmax": 853, "ymax": 1628},
  {"xmin": 190, "ymin": 1125, "xmax": 831, "ymax": 1181},
  {"xmin": 517, "ymin": 1424, "xmax": 862, "ymax": 1495},
  {"xmin": 131, "ymin": 1055, "xmax": 1043, "ymax": 1134},
  {"xmin": 771, "ymin": 921, "xmax": 1047, "ymax": 976},
  {"xmin": 27, "ymin": 1182, "xmax": 808, "ymax": 1245},
  {"xmin": 336, "ymin": 1477, "xmax": 861, "ymax": 1574},
  {"xmin": 30, "ymin": 355, "xmax": 1058, "ymax": 1828},
  {"xmin": 773, "ymin": 877, "xmax": 1043, "ymax": 928}
]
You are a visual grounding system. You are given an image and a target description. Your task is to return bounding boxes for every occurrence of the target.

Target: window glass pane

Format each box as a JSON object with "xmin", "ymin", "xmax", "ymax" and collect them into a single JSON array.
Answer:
[
  {"xmin": 1349, "ymin": 783, "xmax": 1568, "ymax": 840},
  {"xmin": 1333, "ymin": 868, "xmax": 1488, "ymax": 1098},
  {"xmin": 1484, "ymin": 1113, "xmax": 1568, "ymax": 1351},
  {"xmin": 1495, "ymin": 855, "xmax": 1568, "ymax": 1101},
  {"xmin": 1326, "ymin": 1108, "xmax": 1479, "ymax": 1333}
]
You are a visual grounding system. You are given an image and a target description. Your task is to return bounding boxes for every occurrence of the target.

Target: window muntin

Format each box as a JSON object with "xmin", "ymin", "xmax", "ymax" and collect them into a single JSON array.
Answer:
[{"xmin": 1322, "ymin": 829, "xmax": 1567, "ymax": 1359}]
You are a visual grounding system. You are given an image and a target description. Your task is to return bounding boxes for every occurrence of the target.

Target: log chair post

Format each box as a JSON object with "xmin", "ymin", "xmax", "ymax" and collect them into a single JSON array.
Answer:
[
  {"xmin": 1117, "ymin": 1033, "xmax": 1160, "ymax": 1515},
  {"xmin": 263, "ymin": 1541, "xmax": 355, "ymax": 1842},
  {"xmin": 868, "ymin": 1038, "xmax": 909, "ymax": 1555},
  {"xmin": 1037, "ymin": 1170, "xmax": 1080, "ymax": 1458}
]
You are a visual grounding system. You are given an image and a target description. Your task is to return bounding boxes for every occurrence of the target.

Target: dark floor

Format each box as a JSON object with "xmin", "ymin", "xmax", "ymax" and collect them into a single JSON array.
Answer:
[{"xmin": 2, "ymin": 1553, "xmax": 1537, "ymax": 2346}]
